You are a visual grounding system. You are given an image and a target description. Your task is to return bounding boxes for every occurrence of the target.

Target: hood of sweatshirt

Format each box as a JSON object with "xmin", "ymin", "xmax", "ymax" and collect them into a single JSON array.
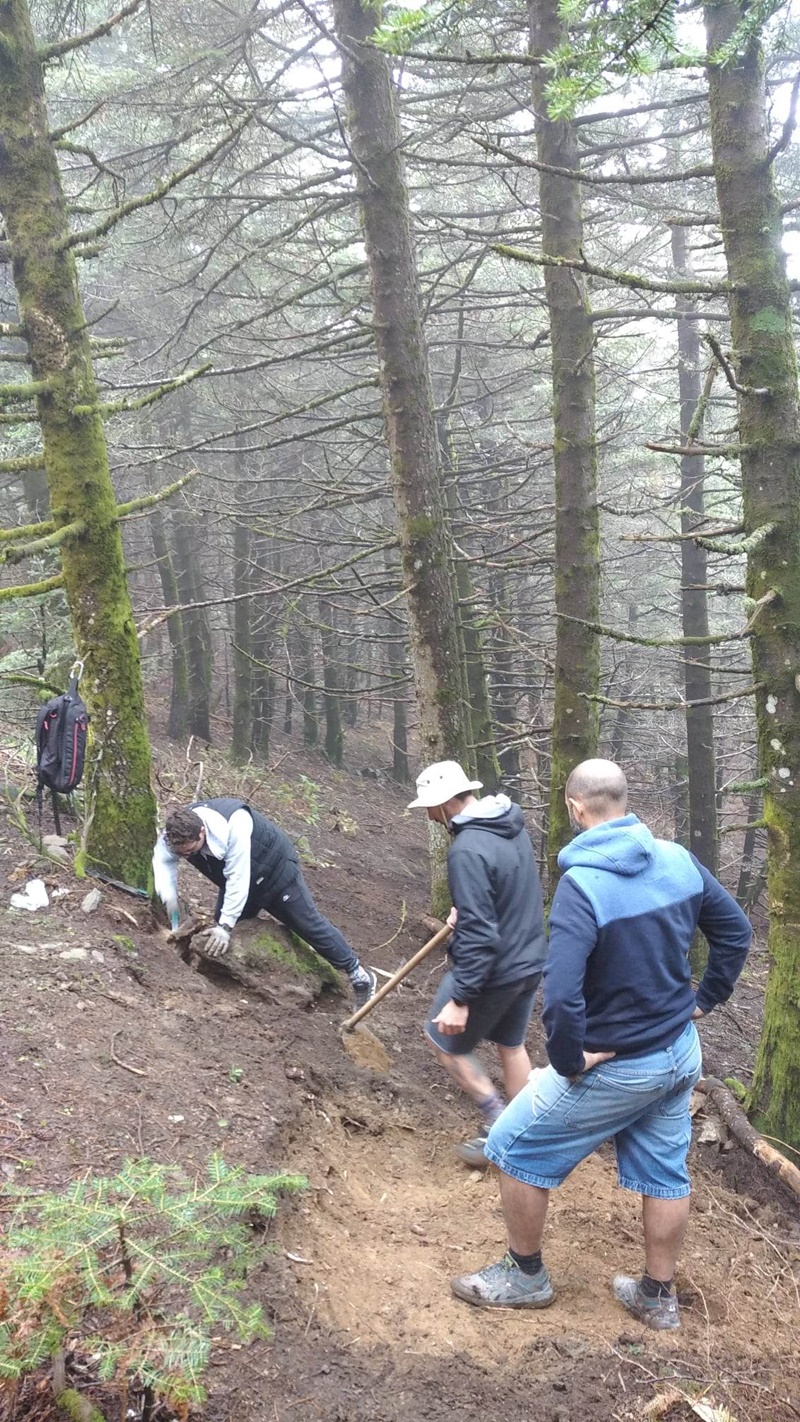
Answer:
[
  {"xmin": 450, "ymin": 795, "xmax": 525, "ymax": 839},
  {"xmin": 557, "ymin": 813, "xmax": 656, "ymax": 877}
]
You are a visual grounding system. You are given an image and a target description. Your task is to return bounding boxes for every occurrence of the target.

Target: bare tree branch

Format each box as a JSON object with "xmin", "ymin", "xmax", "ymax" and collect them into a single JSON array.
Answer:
[{"xmin": 39, "ymin": 0, "xmax": 146, "ymax": 61}]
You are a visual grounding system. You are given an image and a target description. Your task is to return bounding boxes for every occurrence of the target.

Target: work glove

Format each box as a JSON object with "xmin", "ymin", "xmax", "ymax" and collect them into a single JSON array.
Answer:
[
  {"xmin": 202, "ymin": 923, "xmax": 231, "ymax": 958},
  {"xmin": 165, "ymin": 899, "xmax": 180, "ymax": 932}
]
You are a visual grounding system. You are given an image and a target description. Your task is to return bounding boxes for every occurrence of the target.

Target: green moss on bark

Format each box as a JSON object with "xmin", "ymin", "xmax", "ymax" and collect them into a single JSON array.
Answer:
[
  {"xmin": 0, "ymin": 0, "xmax": 156, "ymax": 887},
  {"xmin": 706, "ymin": 1, "xmax": 800, "ymax": 1149}
]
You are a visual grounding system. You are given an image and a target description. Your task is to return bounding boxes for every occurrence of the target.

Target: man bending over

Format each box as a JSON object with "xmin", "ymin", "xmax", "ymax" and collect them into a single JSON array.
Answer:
[{"xmin": 153, "ymin": 797, "xmax": 377, "ymax": 1007}]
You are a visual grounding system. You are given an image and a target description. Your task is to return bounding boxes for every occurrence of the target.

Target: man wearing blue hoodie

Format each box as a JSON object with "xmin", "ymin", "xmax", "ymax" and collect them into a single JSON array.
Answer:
[
  {"xmin": 451, "ymin": 759, "xmax": 751, "ymax": 1330},
  {"xmin": 408, "ymin": 761, "xmax": 547, "ymax": 1168}
]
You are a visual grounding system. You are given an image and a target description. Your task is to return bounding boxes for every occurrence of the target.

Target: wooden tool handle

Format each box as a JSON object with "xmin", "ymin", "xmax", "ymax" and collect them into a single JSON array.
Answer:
[{"xmin": 341, "ymin": 923, "xmax": 452, "ymax": 1033}]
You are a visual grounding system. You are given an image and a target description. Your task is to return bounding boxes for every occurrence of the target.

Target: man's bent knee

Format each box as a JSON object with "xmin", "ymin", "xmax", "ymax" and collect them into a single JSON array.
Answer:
[{"xmin": 428, "ymin": 1037, "xmax": 450, "ymax": 1067}]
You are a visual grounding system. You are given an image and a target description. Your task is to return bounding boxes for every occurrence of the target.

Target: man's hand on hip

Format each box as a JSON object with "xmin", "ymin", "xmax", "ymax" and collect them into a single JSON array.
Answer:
[
  {"xmin": 202, "ymin": 924, "xmax": 231, "ymax": 958},
  {"xmin": 432, "ymin": 999, "xmax": 469, "ymax": 1035},
  {"xmin": 570, "ymin": 1049, "xmax": 615, "ymax": 1081},
  {"xmin": 692, "ymin": 1006, "xmax": 707, "ymax": 1020}
]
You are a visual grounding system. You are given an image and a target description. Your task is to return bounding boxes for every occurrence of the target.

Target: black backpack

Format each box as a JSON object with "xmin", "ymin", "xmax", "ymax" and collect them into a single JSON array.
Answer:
[{"xmin": 35, "ymin": 662, "xmax": 89, "ymax": 831}]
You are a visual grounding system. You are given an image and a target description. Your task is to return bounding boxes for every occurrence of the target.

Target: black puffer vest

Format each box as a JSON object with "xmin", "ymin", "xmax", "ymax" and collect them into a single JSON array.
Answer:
[{"xmin": 188, "ymin": 797, "xmax": 300, "ymax": 918}]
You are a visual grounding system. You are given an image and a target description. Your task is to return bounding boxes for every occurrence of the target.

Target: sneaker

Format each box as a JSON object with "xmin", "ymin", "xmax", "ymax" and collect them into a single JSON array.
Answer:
[
  {"xmin": 612, "ymin": 1274, "xmax": 680, "ymax": 1331},
  {"xmin": 451, "ymin": 1253, "xmax": 554, "ymax": 1309},
  {"xmin": 456, "ymin": 1135, "xmax": 490, "ymax": 1169},
  {"xmin": 352, "ymin": 969, "xmax": 378, "ymax": 1010}
]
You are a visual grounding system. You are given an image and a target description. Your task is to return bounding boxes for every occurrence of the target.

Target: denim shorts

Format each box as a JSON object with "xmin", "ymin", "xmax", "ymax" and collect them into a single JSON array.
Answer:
[
  {"xmin": 424, "ymin": 970, "xmax": 540, "ymax": 1055},
  {"xmin": 485, "ymin": 1021, "xmax": 702, "ymax": 1199}
]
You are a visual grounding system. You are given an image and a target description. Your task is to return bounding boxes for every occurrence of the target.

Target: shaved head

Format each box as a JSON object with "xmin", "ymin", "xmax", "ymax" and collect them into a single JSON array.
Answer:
[{"xmin": 565, "ymin": 759, "xmax": 628, "ymax": 824}]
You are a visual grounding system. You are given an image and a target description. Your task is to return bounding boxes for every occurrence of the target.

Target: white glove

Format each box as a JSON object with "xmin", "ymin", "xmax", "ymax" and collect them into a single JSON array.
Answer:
[{"xmin": 202, "ymin": 924, "xmax": 231, "ymax": 958}]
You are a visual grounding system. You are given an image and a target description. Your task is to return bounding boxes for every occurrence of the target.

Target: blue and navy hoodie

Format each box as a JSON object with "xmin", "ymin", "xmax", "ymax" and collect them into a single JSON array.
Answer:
[{"xmin": 543, "ymin": 814, "xmax": 751, "ymax": 1077}]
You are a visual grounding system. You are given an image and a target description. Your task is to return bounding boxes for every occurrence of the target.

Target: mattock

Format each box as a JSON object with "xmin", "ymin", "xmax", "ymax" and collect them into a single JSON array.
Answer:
[{"xmin": 339, "ymin": 923, "xmax": 452, "ymax": 1060}]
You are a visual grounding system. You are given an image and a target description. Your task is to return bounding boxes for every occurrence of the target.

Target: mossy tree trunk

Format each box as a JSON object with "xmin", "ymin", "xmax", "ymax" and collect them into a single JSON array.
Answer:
[
  {"xmin": 230, "ymin": 513, "xmax": 253, "ymax": 765},
  {"xmin": 251, "ymin": 533, "xmax": 280, "ymax": 758},
  {"xmin": 150, "ymin": 506, "xmax": 188, "ymax": 741},
  {"xmin": 388, "ymin": 631, "xmax": 410, "ymax": 784},
  {"xmin": 672, "ymin": 224, "xmax": 718, "ymax": 889},
  {"xmin": 384, "ymin": 550, "xmax": 410, "ymax": 784},
  {"xmin": 0, "ymin": 0, "xmax": 155, "ymax": 886},
  {"xmin": 342, "ymin": 623, "xmax": 359, "ymax": 729},
  {"xmin": 294, "ymin": 615, "xmax": 318, "ymax": 749},
  {"xmin": 331, "ymin": 0, "xmax": 472, "ymax": 912},
  {"xmin": 171, "ymin": 506, "xmax": 212, "ymax": 741},
  {"xmin": 489, "ymin": 570, "xmax": 522, "ymax": 794},
  {"xmin": 329, "ymin": 5, "xmax": 469, "ymax": 759},
  {"xmin": 608, "ymin": 605, "xmax": 638, "ymax": 761},
  {"xmin": 673, "ymin": 753, "xmax": 690, "ymax": 846},
  {"xmin": 530, "ymin": 0, "xmax": 600, "ymax": 885},
  {"xmin": 319, "ymin": 597, "xmax": 344, "ymax": 768},
  {"xmin": 705, "ymin": 0, "xmax": 800, "ymax": 1151},
  {"xmin": 736, "ymin": 789, "xmax": 764, "ymax": 908},
  {"xmin": 230, "ymin": 433, "xmax": 253, "ymax": 764},
  {"xmin": 438, "ymin": 407, "xmax": 500, "ymax": 793}
]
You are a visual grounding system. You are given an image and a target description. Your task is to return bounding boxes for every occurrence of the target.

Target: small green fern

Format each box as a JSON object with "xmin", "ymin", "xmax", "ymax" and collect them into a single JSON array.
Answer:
[{"xmin": 0, "ymin": 1154, "xmax": 306, "ymax": 1419}]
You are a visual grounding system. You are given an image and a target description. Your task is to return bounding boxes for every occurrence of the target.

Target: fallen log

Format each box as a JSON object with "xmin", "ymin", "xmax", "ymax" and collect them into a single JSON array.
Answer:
[{"xmin": 698, "ymin": 1076, "xmax": 800, "ymax": 1202}]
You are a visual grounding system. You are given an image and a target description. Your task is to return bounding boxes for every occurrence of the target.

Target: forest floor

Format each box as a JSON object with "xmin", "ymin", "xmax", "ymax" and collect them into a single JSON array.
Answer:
[{"xmin": 0, "ymin": 716, "xmax": 798, "ymax": 1422}]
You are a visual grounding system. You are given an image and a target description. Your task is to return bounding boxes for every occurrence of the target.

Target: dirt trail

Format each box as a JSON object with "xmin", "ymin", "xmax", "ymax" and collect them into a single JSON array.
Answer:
[{"xmin": 278, "ymin": 1092, "xmax": 800, "ymax": 1375}]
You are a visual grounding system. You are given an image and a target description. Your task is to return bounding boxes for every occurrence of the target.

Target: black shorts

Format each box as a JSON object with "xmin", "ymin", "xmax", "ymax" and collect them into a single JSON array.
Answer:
[{"xmin": 424, "ymin": 969, "xmax": 541, "ymax": 1056}]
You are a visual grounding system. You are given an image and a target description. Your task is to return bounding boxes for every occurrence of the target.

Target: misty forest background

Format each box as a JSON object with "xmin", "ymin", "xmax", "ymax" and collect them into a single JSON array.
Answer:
[{"xmin": 1, "ymin": 0, "xmax": 800, "ymax": 1151}]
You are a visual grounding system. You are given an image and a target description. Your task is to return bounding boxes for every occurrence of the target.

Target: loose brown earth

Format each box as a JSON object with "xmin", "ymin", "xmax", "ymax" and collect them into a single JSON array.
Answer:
[{"xmin": 0, "ymin": 722, "xmax": 798, "ymax": 1422}]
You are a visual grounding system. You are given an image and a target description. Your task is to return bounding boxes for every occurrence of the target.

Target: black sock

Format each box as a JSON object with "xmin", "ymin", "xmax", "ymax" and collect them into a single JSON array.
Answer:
[
  {"xmin": 640, "ymin": 1272, "xmax": 673, "ymax": 1299},
  {"xmin": 509, "ymin": 1247, "xmax": 543, "ymax": 1276}
]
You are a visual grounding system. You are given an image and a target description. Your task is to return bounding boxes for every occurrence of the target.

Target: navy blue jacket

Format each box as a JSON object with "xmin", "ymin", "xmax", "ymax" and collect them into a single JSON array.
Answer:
[
  {"xmin": 447, "ymin": 798, "xmax": 547, "ymax": 1003},
  {"xmin": 543, "ymin": 814, "xmax": 752, "ymax": 1077}
]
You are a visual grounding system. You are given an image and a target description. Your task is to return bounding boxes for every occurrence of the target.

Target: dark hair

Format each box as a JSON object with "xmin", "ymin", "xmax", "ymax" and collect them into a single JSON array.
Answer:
[{"xmin": 164, "ymin": 807, "xmax": 204, "ymax": 850}]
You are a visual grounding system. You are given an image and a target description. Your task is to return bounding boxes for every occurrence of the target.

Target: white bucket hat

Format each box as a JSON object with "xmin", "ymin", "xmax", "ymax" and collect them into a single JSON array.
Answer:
[{"xmin": 407, "ymin": 760, "xmax": 482, "ymax": 809}]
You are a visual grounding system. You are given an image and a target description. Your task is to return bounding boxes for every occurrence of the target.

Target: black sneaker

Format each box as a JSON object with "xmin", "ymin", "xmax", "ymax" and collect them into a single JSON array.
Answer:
[{"xmin": 352, "ymin": 969, "xmax": 378, "ymax": 1010}]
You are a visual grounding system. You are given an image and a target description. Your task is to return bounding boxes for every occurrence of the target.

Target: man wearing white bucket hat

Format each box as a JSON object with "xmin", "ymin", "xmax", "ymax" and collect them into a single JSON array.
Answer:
[{"xmin": 408, "ymin": 761, "xmax": 547, "ymax": 1166}]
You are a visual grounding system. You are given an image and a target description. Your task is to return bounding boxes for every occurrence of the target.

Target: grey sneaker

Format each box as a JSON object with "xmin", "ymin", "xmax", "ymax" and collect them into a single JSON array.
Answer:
[
  {"xmin": 612, "ymin": 1274, "xmax": 680, "ymax": 1330},
  {"xmin": 456, "ymin": 1135, "xmax": 490, "ymax": 1169},
  {"xmin": 352, "ymin": 969, "xmax": 378, "ymax": 1010},
  {"xmin": 452, "ymin": 1253, "xmax": 554, "ymax": 1309}
]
